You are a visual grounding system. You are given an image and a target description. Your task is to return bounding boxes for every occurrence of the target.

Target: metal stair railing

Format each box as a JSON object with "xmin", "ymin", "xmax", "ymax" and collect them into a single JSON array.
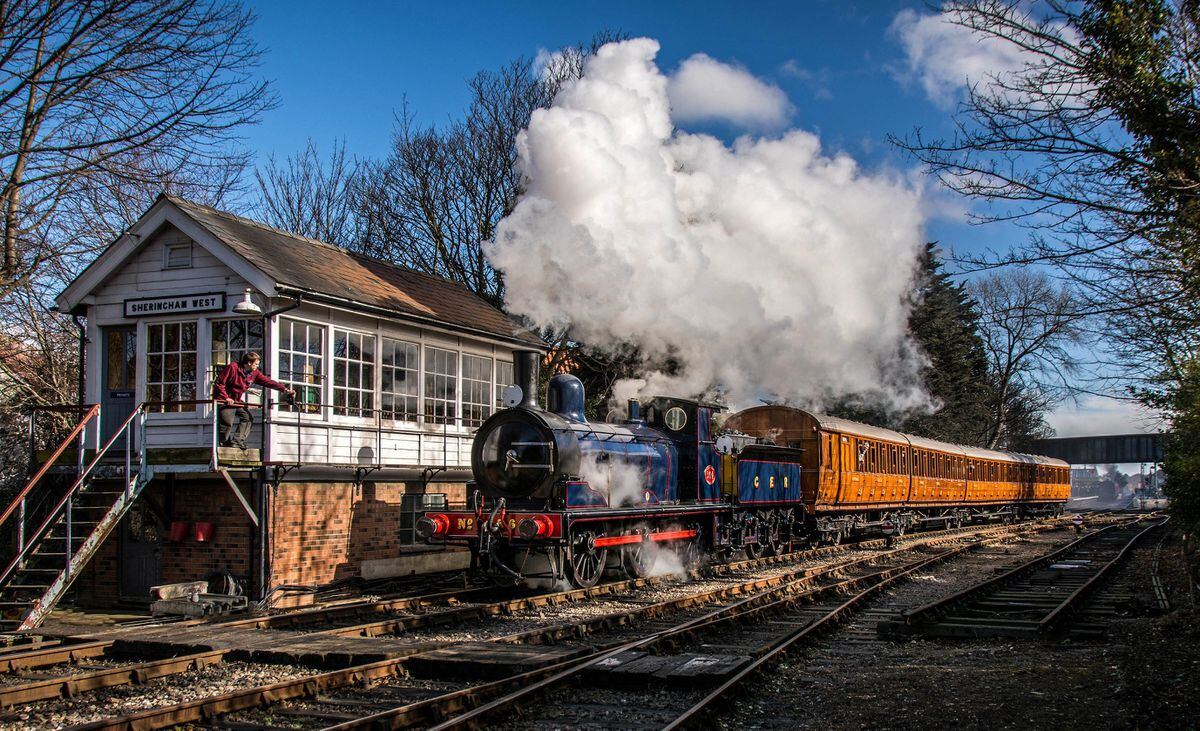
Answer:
[
  {"xmin": 0, "ymin": 405, "xmax": 100, "ymax": 559},
  {"xmin": 0, "ymin": 403, "xmax": 152, "ymax": 631}
]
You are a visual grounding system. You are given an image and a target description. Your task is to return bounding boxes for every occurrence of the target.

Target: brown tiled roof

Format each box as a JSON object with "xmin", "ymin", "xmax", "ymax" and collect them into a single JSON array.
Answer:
[{"xmin": 166, "ymin": 196, "xmax": 543, "ymax": 347}]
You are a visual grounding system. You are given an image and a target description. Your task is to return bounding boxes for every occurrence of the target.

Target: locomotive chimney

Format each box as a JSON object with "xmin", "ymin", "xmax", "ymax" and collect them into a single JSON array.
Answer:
[
  {"xmin": 513, "ymin": 350, "xmax": 541, "ymax": 409},
  {"xmin": 626, "ymin": 399, "xmax": 643, "ymax": 423}
]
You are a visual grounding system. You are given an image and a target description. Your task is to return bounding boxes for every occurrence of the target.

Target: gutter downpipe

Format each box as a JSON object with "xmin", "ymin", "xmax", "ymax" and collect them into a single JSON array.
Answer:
[{"xmin": 256, "ymin": 292, "xmax": 302, "ymax": 604}]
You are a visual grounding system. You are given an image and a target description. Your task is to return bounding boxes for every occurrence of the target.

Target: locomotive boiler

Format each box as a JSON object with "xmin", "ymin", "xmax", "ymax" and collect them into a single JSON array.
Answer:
[{"xmin": 417, "ymin": 350, "xmax": 1071, "ymax": 588}]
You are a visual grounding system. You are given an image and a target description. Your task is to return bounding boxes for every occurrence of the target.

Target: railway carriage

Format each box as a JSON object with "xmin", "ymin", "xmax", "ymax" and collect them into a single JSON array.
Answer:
[{"xmin": 418, "ymin": 351, "xmax": 1071, "ymax": 588}]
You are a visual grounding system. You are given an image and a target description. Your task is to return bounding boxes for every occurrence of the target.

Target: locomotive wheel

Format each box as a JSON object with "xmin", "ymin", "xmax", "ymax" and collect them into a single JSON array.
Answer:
[
  {"xmin": 680, "ymin": 527, "xmax": 705, "ymax": 572},
  {"xmin": 744, "ymin": 540, "xmax": 764, "ymax": 560},
  {"xmin": 568, "ymin": 531, "xmax": 607, "ymax": 588},
  {"xmin": 623, "ymin": 539, "xmax": 656, "ymax": 579}
]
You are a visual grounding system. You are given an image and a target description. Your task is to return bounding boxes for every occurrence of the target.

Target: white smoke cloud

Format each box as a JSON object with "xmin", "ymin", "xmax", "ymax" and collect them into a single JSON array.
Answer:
[
  {"xmin": 490, "ymin": 38, "xmax": 929, "ymax": 411},
  {"xmin": 668, "ymin": 53, "xmax": 792, "ymax": 128}
]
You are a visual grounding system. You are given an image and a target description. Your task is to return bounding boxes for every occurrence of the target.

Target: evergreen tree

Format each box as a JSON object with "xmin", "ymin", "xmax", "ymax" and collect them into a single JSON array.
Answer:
[
  {"xmin": 901, "ymin": 243, "xmax": 993, "ymax": 444},
  {"xmin": 830, "ymin": 243, "xmax": 1052, "ymax": 447}
]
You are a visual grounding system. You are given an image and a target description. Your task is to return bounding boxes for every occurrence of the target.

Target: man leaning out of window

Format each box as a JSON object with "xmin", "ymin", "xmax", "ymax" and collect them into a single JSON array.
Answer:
[{"xmin": 212, "ymin": 352, "xmax": 294, "ymax": 449}]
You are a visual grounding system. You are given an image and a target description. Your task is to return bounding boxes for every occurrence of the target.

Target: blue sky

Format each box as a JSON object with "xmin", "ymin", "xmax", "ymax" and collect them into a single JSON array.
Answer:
[
  {"xmin": 242, "ymin": 0, "xmax": 1006, "ymax": 256},
  {"xmin": 240, "ymin": 0, "xmax": 1157, "ymax": 440}
]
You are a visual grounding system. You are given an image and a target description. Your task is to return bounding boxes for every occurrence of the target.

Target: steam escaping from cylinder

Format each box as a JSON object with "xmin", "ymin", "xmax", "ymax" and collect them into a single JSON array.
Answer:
[{"xmin": 490, "ymin": 39, "xmax": 931, "ymax": 412}]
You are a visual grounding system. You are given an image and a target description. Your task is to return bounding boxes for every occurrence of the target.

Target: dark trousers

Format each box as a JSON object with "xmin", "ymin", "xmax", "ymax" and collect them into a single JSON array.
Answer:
[{"xmin": 219, "ymin": 405, "xmax": 253, "ymax": 447}]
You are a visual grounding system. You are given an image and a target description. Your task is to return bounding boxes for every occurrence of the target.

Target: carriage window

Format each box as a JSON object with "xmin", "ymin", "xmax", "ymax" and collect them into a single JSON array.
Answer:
[
  {"xmin": 279, "ymin": 318, "xmax": 323, "ymax": 413},
  {"xmin": 381, "ymin": 338, "xmax": 419, "ymax": 422},
  {"xmin": 462, "ymin": 354, "xmax": 493, "ymax": 428},
  {"xmin": 857, "ymin": 441, "xmax": 868, "ymax": 470},
  {"xmin": 146, "ymin": 321, "xmax": 196, "ymax": 412},
  {"xmin": 424, "ymin": 347, "xmax": 458, "ymax": 425}
]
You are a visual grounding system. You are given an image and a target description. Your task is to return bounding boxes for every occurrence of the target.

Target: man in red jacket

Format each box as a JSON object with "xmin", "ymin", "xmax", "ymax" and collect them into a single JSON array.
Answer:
[{"xmin": 212, "ymin": 352, "xmax": 294, "ymax": 449}]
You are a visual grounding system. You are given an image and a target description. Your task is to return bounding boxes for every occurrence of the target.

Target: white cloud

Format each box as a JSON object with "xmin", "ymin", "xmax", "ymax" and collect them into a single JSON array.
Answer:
[
  {"xmin": 1046, "ymin": 396, "xmax": 1164, "ymax": 439},
  {"xmin": 490, "ymin": 38, "xmax": 930, "ymax": 412},
  {"xmin": 890, "ymin": 7, "xmax": 1091, "ymax": 110},
  {"xmin": 667, "ymin": 52, "xmax": 792, "ymax": 129},
  {"xmin": 890, "ymin": 8, "xmax": 1030, "ymax": 108}
]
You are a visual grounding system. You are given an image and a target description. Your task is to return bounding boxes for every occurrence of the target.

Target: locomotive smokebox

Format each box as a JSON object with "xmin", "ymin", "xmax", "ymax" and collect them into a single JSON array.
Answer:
[{"xmin": 513, "ymin": 350, "xmax": 541, "ymax": 409}]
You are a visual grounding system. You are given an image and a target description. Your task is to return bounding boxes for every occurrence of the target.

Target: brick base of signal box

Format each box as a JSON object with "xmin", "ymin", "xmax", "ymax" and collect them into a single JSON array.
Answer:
[{"xmin": 76, "ymin": 477, "xmax": 468, "ymax": 610}]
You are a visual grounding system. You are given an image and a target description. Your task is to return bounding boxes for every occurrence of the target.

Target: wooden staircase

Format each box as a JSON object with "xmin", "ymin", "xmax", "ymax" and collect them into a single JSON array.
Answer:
[{"xmin": 0, "ymin": 404, "xmax": 152, "ymax": 633}]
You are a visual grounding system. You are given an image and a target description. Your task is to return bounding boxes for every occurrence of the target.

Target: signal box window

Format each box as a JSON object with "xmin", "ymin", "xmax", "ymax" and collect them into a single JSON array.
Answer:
[
  {"xmin": 333, "ymin": 330, "xmax": 375, "ymax": 418},
  {"xmin": 146, "ymin": 321, "xmax": 197, "ymax": 412},
  {"xmin": 462, "ymin": 354, "xmax": 493, "ymax": 428},
  {"xmin": 381, "ymin": 338, "xmax": 419, "ymax": 422},
  {"xmin": 279, "ymin": 318, "xmax": 323, "ymax": 413},
  {"xmin": 211, "ymin": 318, "xmax": 264, "ymax": 382},
  {"xmin": 424, "ymin": 347, "xmax": 457, "ymax": 425},
  {"xmin": 495, "ymin": 359, "xmax": 514, "ymax": 409}
]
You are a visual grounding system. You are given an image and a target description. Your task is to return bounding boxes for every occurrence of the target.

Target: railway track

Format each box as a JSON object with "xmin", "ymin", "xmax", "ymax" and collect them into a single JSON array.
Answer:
[
  {"xmin": 878, "ymin": 515, "xmax": 1167, "ymax": 639},
  {"xmin": 6, "ymin": 515, "xmax": 1154, "ymax": 728},
  {"xmin": 43, "ymin": 520, "xmax": 1059, "ymax": 730}
]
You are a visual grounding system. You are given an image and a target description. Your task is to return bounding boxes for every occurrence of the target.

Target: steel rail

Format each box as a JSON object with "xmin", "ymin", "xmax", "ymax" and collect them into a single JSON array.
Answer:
[
  {"xmin": 0, "ymin": 640, "xmax": 113, "ymax": 673},
  {"xmin": 1038, "ymin": 517, "xmax": 1167, "ymax": 634},
  {"xmin": 899, "ymin": 521, "xmax": 1128, "ymax": 626},
  {"xmin": 60, "ymin": 521, "xmax": 1055, "ymax": 730},
  {"xmin": 0, "ymin": 649, "xmax": 228, "ymax": 708},
  {"xmin": 662, "ymin": 543, "xmax": 978, "ymax": 730},
  {"xmin": 326, "ymin": 524, "xmax": 1046, "ymax": 731}
]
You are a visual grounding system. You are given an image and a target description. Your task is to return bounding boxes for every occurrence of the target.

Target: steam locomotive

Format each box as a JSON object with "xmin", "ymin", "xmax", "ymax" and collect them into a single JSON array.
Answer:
[{"xmin": 417, "ymin": 351, "xmax": 1071, "ymax": 588}]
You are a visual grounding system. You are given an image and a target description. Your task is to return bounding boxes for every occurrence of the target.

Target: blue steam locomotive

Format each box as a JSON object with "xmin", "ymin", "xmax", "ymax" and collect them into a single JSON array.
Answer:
[{"xmin": 416, "ymin": 351, "xmax": 803, "ymax": 587}]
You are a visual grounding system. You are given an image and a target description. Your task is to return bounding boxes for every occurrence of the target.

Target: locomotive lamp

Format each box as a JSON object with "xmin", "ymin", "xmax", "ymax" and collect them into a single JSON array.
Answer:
[{"xmin": 415, "ymin": 513, "xmax": 450, "ymax": 540}]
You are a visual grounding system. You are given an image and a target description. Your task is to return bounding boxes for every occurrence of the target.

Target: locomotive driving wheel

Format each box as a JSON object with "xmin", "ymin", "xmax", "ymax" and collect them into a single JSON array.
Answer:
[
  {"xmin": 679, "ymin": 526, "xmax": 704, "ymax": 572},
  {"xmin": 567, "ymin": 530, "xmax": 607, "ymax": 588},
  {"xmin": 623, "ymin": 534, "xmax": 656, "ymax": 579}
]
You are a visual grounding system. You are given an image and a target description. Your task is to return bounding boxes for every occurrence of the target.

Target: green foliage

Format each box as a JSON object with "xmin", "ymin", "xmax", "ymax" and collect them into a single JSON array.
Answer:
[
  {"xmin": 829, "ymin": 243, "xmax": 1053, "ymax": 447},
  {"xmin": 1157, "ymin": 361, "xmax": 1200, "ymax": 529},
  {"xmin": 901, "ymin": 243, "xmax": 994, "ymax": 444}
]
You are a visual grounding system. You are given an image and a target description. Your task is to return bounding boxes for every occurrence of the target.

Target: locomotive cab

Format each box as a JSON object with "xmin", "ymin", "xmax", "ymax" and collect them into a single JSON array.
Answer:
[{"xmin": 643, "ymin": 397, "xmax": 724, "ymax": 504}]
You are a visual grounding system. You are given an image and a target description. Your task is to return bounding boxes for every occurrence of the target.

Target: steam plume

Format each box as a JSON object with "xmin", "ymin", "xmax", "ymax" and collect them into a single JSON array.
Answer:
[{"xmin": 490, "ymin": 39, "xmax": 929, "ymax": 411}]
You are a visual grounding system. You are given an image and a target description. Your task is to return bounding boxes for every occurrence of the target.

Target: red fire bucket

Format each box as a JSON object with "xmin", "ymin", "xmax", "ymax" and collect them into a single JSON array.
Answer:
[
  {"xmin": 168, "ymin": 521, "xmax": 190, "ymax": 542},
  {"xmin": 193, "ymin": 522, "xmax": 215, "ymax": 542}
]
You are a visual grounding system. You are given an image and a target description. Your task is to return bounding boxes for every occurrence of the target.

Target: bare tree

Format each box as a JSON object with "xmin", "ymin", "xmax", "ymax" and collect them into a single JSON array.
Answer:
[
  {"xmin": 970, "ymin": 269, "xmax": 1086, "ymax": 447},
  {"xmin": 892, "ymin": 0, "xmax": 1200, "ymax": 395},
  {"xmin": 0, "ymin": 0, "xmax": 276, "ymax": 299},
  {"xmin": 353, "ymin": 32, "xmax": 624, "ymax": 307},
  {"xmin": 255, "ymin": 139, "xmax": 363, "ymax": 247}
]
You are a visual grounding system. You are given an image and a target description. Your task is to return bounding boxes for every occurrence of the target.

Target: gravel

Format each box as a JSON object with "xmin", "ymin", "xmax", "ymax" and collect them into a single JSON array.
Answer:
[
  {"xmin": 721, "ymin": 524, "xmax": 1199, "ymax": 730},
  {"xmin": 0, "ymin": 661, "xmax": 310, "ymax": 730}
]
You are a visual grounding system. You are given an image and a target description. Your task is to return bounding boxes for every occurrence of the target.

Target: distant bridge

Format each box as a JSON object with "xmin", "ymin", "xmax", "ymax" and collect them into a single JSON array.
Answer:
[{"xmin": 1030, "ymin": 433, "xmax": 1165, "ymax": 465}]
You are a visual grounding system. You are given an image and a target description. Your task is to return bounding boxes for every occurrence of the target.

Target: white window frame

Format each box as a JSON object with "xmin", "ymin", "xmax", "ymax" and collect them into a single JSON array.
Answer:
[
  {"xmin": 332, "ymin": 328, "xmax": 376, "ymax": 420},
  {"xmin": 423, "ymin": 345, "xmax": 458, "ymax": 427},
  {"xmin": 145, "ymin": 319, "xmax": 199, "ymax": 413},
  {"xmin": 461, "ymin": 353, "xmax": 493, "ymax": 428},
  {"xmin": 277, "ymin": 316, "xmax": 326, "ymax": 416},
  {"xmin": 209, "ymin": 317, "xmax": 265, "ymax": 395},
  {"xmin": 494, "ymin": 356, "xmax": 514, "ymax": 410},
  {"xmin": 380, "ymin": 336, "xmax": 420, "ymax": 424}
]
